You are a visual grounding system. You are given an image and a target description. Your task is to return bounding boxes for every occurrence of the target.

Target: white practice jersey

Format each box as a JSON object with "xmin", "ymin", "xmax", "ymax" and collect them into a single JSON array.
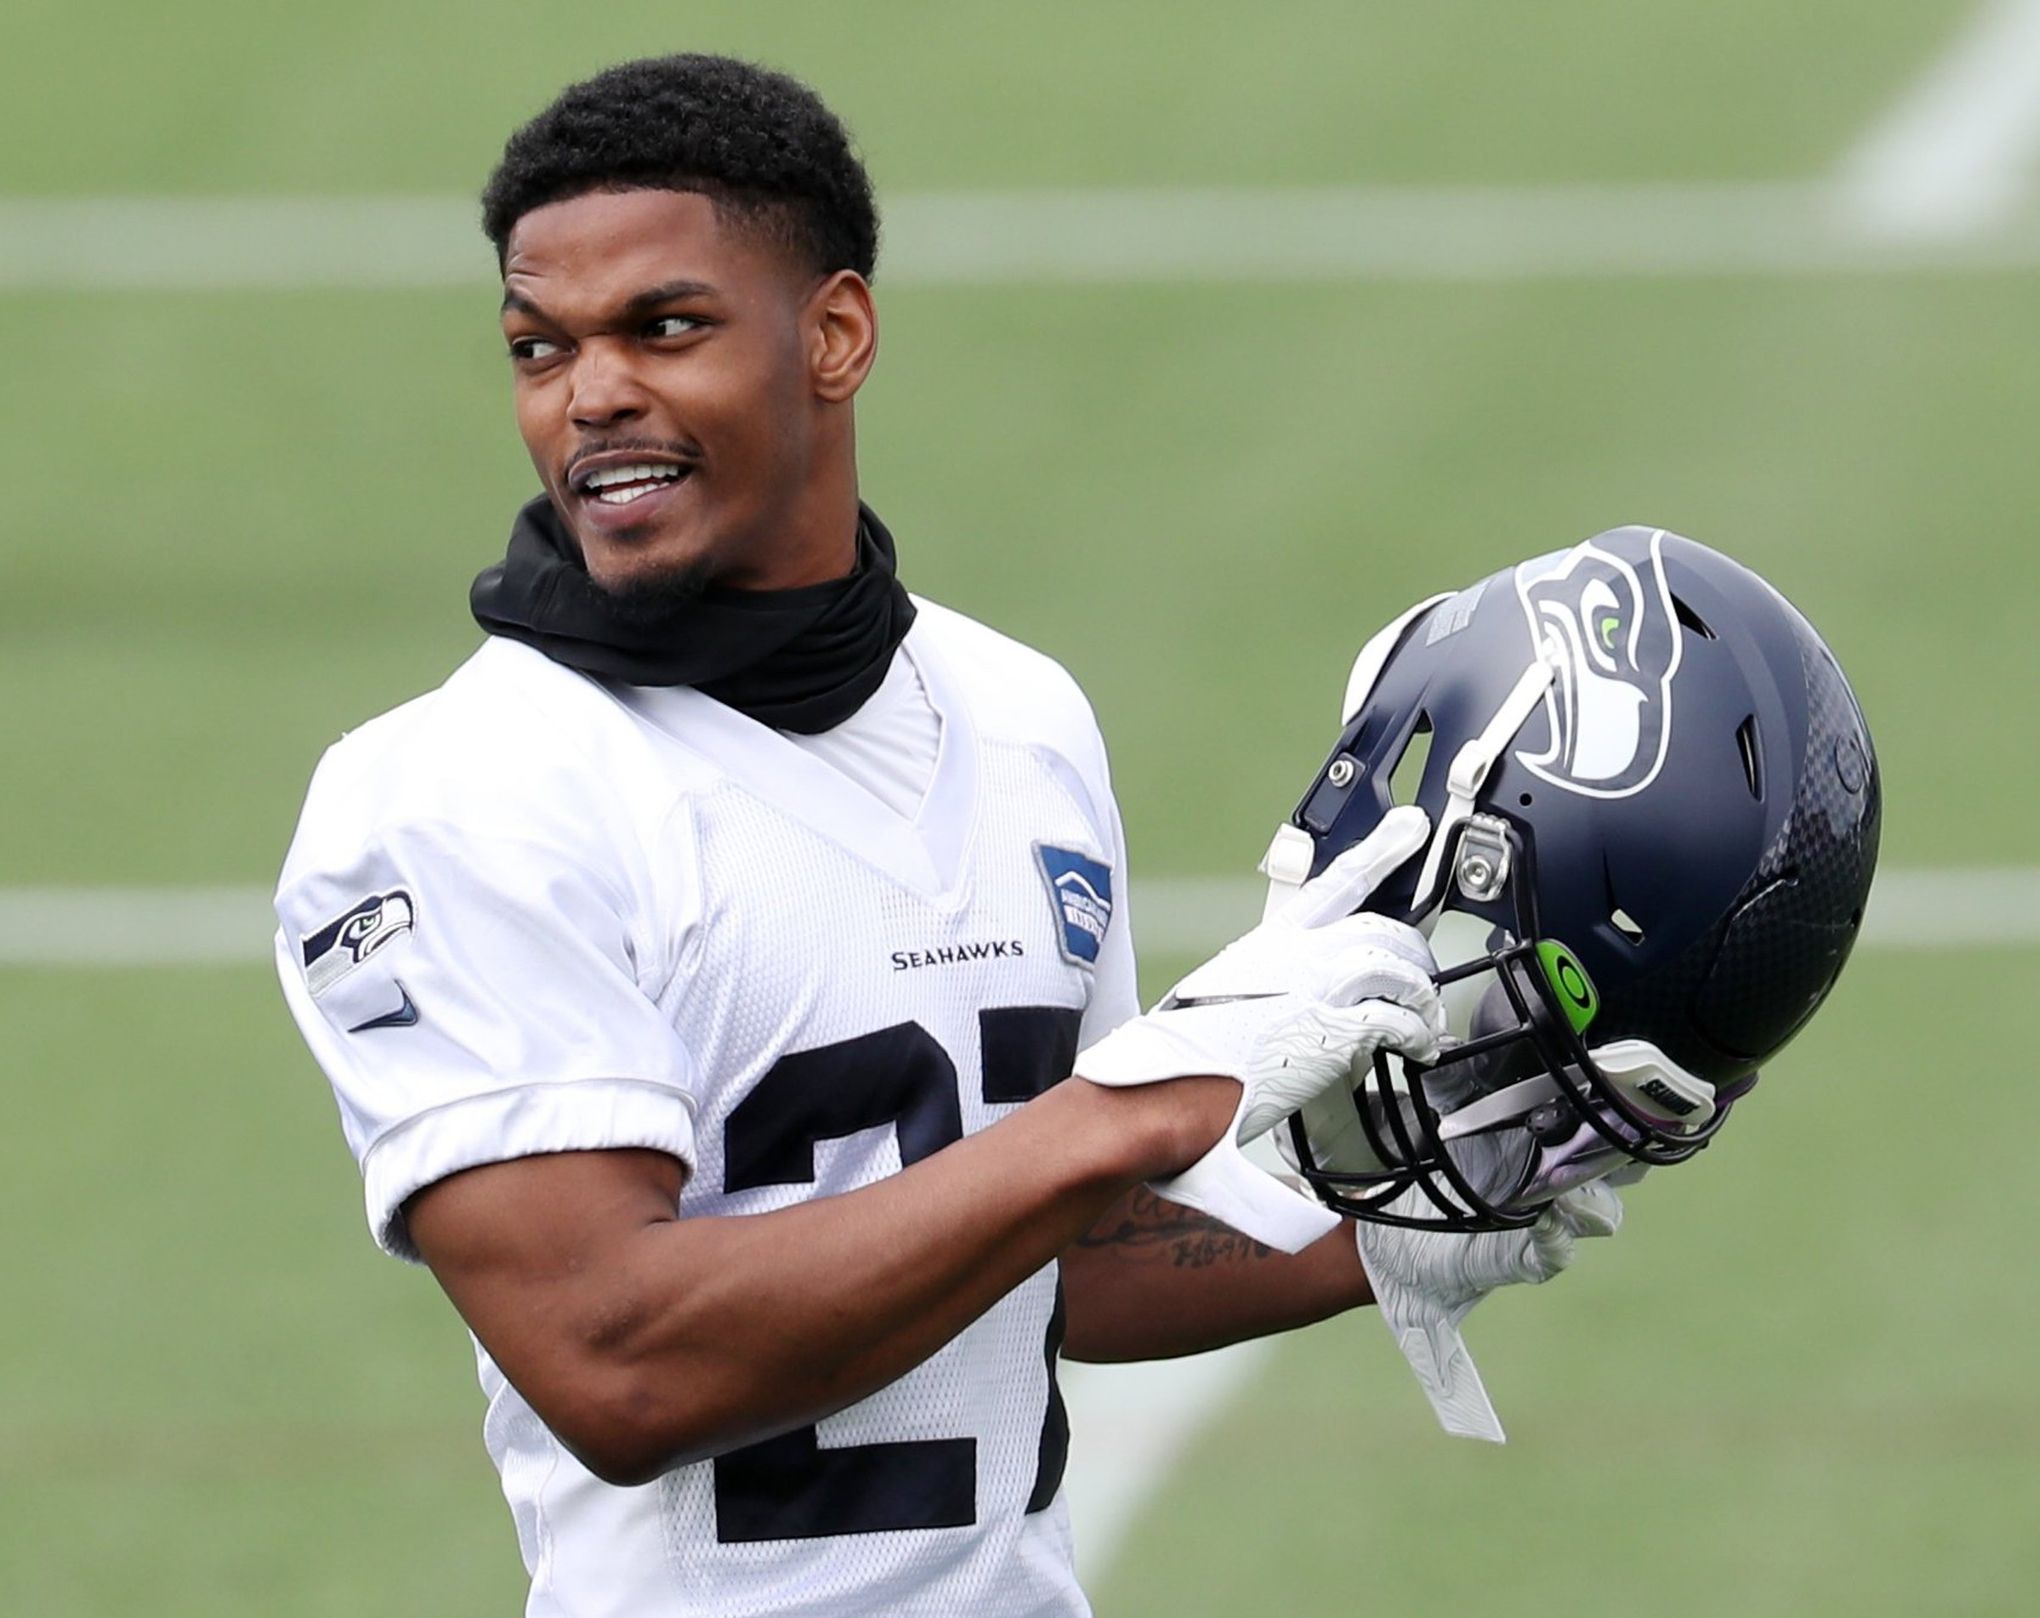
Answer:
[{"xmin": 274, "ymin": 600, "xmax": 1139, "ymax": 1618}]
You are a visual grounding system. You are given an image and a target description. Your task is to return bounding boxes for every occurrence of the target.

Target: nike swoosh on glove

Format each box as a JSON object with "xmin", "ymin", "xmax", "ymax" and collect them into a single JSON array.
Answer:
[
  {"xmin": 1076, "ymin": 806, "xmax": 1443, "ymax": 1253},
  {"xmin": 1355, "ymin": 1129, "xmax": 1625, "ymax": 1442}
]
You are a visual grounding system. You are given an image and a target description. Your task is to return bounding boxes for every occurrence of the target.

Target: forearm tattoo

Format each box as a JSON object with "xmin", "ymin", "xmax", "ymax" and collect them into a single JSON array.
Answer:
[{"xmin": 1073, "ymin": 1188, "xmax": 1275, "ymax": 1269}]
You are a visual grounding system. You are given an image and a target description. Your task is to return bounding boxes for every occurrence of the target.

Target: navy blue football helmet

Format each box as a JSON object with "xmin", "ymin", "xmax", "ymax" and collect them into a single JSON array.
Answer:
[{"xmin": 1271, "ymin": 527, "xmax": 1881, "ymax": 1231}]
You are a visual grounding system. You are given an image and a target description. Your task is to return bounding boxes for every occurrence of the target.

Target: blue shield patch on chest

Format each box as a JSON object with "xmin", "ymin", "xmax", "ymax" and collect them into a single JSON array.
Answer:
[{"xmin": 1035, "ymin": 845, "xmax": 1113, "ymax": 966}]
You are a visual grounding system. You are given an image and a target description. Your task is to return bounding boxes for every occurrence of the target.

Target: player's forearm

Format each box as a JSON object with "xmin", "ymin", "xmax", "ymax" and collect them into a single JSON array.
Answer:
[
  {"xmin": 1058, "ymin": 1186, "xmax": 1371, "ymax": 1362},
  {"xmin": 546, "ymin": 1075, "xmax": 1241, "ymax": 1481}
]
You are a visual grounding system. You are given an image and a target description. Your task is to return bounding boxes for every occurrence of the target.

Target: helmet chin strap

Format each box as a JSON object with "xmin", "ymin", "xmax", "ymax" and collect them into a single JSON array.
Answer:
[{"xmin": 1260, "ymin": 647, "xmax": 1559, "ymax": 922}]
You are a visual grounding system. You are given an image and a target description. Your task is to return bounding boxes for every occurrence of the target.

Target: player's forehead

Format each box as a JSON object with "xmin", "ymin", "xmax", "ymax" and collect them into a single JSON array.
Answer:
[{"xmin": 500, "ymin": 187, "xmax": 798, "ymax": 321}]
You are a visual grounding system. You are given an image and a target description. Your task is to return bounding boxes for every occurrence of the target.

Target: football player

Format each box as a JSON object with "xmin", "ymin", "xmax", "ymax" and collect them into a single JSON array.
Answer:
[{"xmin": 274, "ymin": 55, "xmax": 1620, "ymax": 1618}]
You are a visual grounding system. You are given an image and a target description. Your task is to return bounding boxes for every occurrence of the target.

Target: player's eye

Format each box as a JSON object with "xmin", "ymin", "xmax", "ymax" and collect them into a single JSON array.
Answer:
[
  {"xmin": 645, "ymin": 315, "xmax": 704, "ymax": 339},
  {"xmin": 507, "ymin": 336, "xmax": 564, "ymax": 362}
]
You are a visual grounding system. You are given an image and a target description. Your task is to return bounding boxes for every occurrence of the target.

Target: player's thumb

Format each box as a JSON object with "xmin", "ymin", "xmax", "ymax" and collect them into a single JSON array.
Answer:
[
  {"xmin": 1551, "ymin": 1180, "xmax": 1624, "ymax": 1241},
  {"xmin": 1527, "ymin": 1181, "xmax": 1624, "ymax": 1279},
  {"xmin": 1284, "ymin": 806, "xmax": 1430, "ymax": 927}
]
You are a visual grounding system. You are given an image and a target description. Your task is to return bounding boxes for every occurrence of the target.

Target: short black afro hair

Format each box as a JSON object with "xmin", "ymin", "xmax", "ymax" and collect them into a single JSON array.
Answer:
[{"xmin": 481, "ymin": 54, "xmax": 879, "ymax": 281}]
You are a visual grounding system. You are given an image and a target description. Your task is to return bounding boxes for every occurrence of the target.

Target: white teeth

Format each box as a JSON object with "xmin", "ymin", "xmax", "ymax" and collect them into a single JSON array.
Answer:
[
  {"xmin": 582, "ymin": 462, "xmax": 683, "ymax": 490},
  {"xmin": 597, "ymin": 485, "xmax": 659, "ymax": 505}
]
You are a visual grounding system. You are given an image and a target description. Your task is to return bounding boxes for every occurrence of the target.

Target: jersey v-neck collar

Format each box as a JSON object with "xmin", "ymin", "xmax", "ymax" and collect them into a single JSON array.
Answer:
[{"xmin": 621, "ymin": 623, "xmax": 981, "ymax": 903}]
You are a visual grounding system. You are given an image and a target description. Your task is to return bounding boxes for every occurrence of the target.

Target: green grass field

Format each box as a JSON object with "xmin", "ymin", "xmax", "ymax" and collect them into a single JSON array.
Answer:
[{"xmin": 6, "ymin": 3, "xmax": 2037, "ymax": 1612}]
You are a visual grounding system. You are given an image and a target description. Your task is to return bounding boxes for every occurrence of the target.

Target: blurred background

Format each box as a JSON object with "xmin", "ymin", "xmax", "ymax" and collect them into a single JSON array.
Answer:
[{"xmin": 4, "ymin": 2, "xmax": 2037, "ymax": 1612}]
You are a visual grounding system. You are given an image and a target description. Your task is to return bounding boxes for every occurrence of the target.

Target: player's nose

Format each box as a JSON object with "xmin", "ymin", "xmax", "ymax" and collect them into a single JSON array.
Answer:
[{"xmin": 567, "ymin": 341, "xmax": 650, "ymax": 430}]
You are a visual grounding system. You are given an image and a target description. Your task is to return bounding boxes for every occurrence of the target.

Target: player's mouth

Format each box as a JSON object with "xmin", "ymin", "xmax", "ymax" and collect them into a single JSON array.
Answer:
[{"xmin": 565, "ymin": 451, "xmax": 699, "ymax": 534}]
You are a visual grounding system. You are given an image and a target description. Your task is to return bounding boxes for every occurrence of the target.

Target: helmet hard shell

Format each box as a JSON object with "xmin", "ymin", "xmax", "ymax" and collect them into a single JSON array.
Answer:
[{"xmin": 1272, "ymin": 526, "xmax": 1881, "ymax": 1230}]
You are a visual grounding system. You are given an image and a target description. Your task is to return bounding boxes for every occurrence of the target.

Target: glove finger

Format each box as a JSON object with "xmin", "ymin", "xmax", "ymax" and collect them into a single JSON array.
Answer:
[
  {"xmin": 1526, "ymin": 1208, "xmax": 1579, "ymax": 1281},
  {"xmin": 1281, "ymin": 806, "xmax": 1431, "ymax": 927},
  {"xmin": 1325, "ymin": 998, "xmax": 1443, "ymax": 1064},
  {"xmin": 1317, "ymin": 954, "xmax": 1444, "ymax": 1027},
  {"xmin": 1549, "ymin": 1179, "xmax": 1624, "ymax": 1240},
  {"xmin": 1526, "ymin": 1181, "xmax": 1623, "ymax": 1280},
  {"xmin": 1311, "ymin": 911, "xmax": 1437, "ymax": 977},
  {"xmin": 1239, "ymin": 999, "xmax": 1443, "ymax": 1139}
]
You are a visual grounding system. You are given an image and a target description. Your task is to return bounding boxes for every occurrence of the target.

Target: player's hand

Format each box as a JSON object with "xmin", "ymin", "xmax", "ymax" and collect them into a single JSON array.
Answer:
[
  {"xmin": 1077, "ymin": 804, "xmax": 1439, "ymax": 1118},
  {"xmin": 1075, "ymin": 807, "xmax": 1440, "ymax": 1250},
  {"xmin": 1355, "ymin": 1139, "xmax": 1624, "ymax": 1443},
  {"xmin": 1357, "ymin": 1178, "xmax": 1624, "ymax": 1311}
]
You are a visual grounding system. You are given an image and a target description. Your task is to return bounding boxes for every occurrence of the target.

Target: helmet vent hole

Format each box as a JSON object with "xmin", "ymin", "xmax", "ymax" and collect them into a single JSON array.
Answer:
[
  {"xmin": 1389, "ymin": 713, "xmax": 1433, "ymax": 807},
  {"xmin": 1610, "ymin": 907, "xmax": 1646, "ymax": 944},
  {"xmin": 1672, "ymin": 595, "xmax": 1717, "ymax": 640},
  {"xmin": 1518, "ymin": 791, "xmax": 1534, "ymax": 807},
  {"xmin": 1735, "ymin": 715, "xmax": 1762, "ymax": 800}
]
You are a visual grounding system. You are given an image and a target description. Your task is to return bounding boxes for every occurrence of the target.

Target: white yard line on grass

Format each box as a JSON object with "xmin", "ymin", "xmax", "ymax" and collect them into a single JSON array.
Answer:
[
  {"xmin": 13, "ymin": 9, "xmax": 2040, "ymax": 291},
  {"xmin": 8, "ymin": 183, "xmax": 2040, "ymax": 292},
  {"xmin": 0, "ymin": 867, "xmax": 2031, "ymax": 967},
  {"xmin": 889, "ymin": 182, "xmax": 2040, "ymax": 282},
  {"xmin": 1838, "ymin": 0, "xmax": 2040, "ymax": 238}
]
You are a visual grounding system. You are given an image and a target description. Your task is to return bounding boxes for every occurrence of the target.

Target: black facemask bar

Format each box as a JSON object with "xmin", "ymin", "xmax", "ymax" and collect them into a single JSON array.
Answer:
[{"xmin": 1286, "ymin": 819, "xmax": 1735, "ymax": 1232}]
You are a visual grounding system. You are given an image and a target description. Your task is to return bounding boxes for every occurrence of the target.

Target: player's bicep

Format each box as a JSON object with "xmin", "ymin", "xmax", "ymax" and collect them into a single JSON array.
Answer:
[
  {"xmin": 404, "ymin": 1147, "xmax": 692, "ymax": 1470},
  {"xmin": 406, "ymin": 1147, "xmax": 687, "ymax": 1336}
]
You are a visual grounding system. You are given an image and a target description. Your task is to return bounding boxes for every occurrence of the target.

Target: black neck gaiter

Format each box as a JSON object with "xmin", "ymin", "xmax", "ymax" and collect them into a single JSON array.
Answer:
[{"xmin": 470, "ymin": 495, "xmax": 917, "ymax": 734}]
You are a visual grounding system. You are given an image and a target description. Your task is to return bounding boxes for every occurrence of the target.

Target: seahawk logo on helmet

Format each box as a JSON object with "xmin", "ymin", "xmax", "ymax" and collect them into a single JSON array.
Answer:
[
  {"xmin": 1513, "ymin": 530, "xmax": 1683, "ymax": 799},
  {"xmin": 1261, "ymin": 525, "xmax": 1880, "ymax": 1232}
]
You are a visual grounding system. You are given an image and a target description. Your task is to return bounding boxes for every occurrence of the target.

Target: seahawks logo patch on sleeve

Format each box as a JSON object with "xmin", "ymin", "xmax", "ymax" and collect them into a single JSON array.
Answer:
[
  {"xmin": 1034, "ymin": 846, "xmax": 1112, "ymax": 966},
  {"xmin": 301, "ymin": 889, "xmax": 416, "ymax": 996}
]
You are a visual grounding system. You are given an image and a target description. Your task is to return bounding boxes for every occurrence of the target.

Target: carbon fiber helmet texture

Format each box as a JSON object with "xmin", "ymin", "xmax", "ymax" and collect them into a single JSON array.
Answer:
[{"xmin": 1292, "ymin": 526, "xmax": 1880, "ymax": 1089}]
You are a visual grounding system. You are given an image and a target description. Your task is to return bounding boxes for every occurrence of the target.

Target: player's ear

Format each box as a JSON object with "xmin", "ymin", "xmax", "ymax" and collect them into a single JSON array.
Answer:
[{"xmin": 809, "ymin": 271, "xmax": 877, "ymax": 403}]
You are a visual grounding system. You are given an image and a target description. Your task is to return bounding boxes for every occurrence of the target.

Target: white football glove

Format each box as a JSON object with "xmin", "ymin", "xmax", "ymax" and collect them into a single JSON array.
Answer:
[
  {"xmin": 1077, "ymin": 806, "xmax": 1443, "ymax": 1253},
  {"xmin": 1355, "ymin": 1124, "xmax": 1626, "ymax": 1442}
]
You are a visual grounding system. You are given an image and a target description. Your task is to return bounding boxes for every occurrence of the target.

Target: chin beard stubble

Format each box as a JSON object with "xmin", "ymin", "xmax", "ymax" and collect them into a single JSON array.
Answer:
[{"xmin": 590, "ymin": 555, "xmax": 717, "ymax": 626}]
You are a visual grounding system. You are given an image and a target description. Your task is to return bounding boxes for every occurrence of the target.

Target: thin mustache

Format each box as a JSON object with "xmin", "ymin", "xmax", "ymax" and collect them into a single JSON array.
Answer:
[{"xmin": 563, "ymin": 436, "xmax": 701, "ymax": 485}]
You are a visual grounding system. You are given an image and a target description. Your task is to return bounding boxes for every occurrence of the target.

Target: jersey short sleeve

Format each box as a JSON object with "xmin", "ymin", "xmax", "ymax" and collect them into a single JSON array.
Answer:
[
  {"xmin": 275, "ymin": 818, "xmax": 699, "ymax": 1262},
  {"xmin": 1076, "ymin": 784, "xmax": 1141, "ymax": 1049}
]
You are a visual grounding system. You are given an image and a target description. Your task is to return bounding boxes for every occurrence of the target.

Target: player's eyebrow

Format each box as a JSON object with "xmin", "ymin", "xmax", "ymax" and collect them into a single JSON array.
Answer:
[
  {"xmin": 500, "ymin": 280, "xmax": 718, "ymax": 327},
  {"xmin": 619, "ymin": 279, "xmax": 718, "ymax": 317},
  {"xmin": 499, "ymin": 288, "xmax": 553, "ymax": 323}
]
